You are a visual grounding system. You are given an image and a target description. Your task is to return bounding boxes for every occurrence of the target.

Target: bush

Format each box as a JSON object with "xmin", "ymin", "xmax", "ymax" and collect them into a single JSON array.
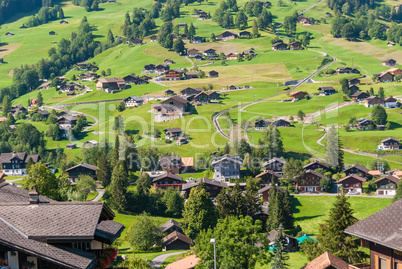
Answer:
[{"xmin": 326, "ymin": 68, "xmax": 336, "ymax": 74}]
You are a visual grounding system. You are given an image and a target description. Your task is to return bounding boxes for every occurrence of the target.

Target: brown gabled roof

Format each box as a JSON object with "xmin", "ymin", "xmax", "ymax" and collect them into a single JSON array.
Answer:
[
  {"xmin": 159, "ymin": 219, "xmax": 182, "ymax": 233},
  {"xmin": 303, "ymin": 160, "xmax": 330, "ymax": 169},
  {"xmin": 162, "ymin": 96, "xmax": 189, "ymax": 105},
  {"xmin": 162, "ymin": 231, "xmax": 193, "ymax": 247},
  {"xmin": 164, "ymin": 128, "xmax": 183, "ymax": 134},
  {"xmin": 302, "ymin": 252, "xmax": 349, "ymax": 269},
  {"xmin": 0, "ymin": 182, "xmax": 54, "ymax": 203},
  {"xmin": 262, "ymin": 157, "xmax": 286, "ymax": 166},
  {"xmin": 255, "ymin": 170, "xmax": 282, "ymax": 179},
  {"xmin": 65, "ymin": 162, "xmax": 98, "ymax": 172},
  {"xmin": 343, "ymin": 164, "xmax": 369, "ymax": 174},
  {"xmin": 295, "ymin": 169, "xmax": 327, "ymax": 179},
  {"xmin": 95, "ymin": 220, "xmax": 125, "ymax": 244},
  {"xmin": 373, "ymin": 175, "xmax": 401, "ymax": 185},
  {"xmin": 344, "ymin": 199, "xmax": 402, "ymax": 252},
  {"xmin": 338, "ymin": 174, "xmax": 366, "ymax": 183},
  {"xmin": 153, "ymin": 173, "xmax": 183, "ymax": 183},
  {"xmin": 267, "ymin": 229, "xmax": 296, "ymax": 242},
  {"xmin": 381, "ymin": 137, "xmax": 400, "ymax": 143},
  {"xmin": 258, "ymin": 184, "xmax": 285, "ymax": 194}
]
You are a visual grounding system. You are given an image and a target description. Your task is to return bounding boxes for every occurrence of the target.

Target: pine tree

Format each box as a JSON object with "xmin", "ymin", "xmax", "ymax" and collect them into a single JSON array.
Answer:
[
  {"xmin": 58, "ymin": 8, "xmax": 64, "ymax": 19},
  {"xmin": 188, "ymin": 22, "xmax": 196, "ymax": 40},
  {"xmin": 107, "ymin": 162, "xmax": 128, "ymax": 212},
  {"xmin": 2, "ymin": 95, "xmax": 11, "ymax": 116},
  {"xmin": 96, "ymin": 153, "xmax": 111, "ymax": 187},
  {"xmin": 270, "ymin": 224, "xmax": 289, "ymax": 269},
  {"xmin": 252, "ymin": 19, "xmax": 259, "ymax": 37},
  {"xmin": 316, "ymin": 195, "xmax": 367, "ymax": 263},
  {"xmin": 107, "ymin": 29, "xmax": 115, "ymax": 45},
  {"xmin": 113, "ymin": 135, "xmax": 120, "ymax": 167},
  {"xmin": 336, "ymin": 137, "xmax": 344, "ymax": 173},
  {"xmin": 37, "ymin": 91, "xmax": 43, "ymax": 107},
  {"xmin": 325, "ymin": 125, "xmax": 340, "ymax": 168},
  {"xmin": 393, "ymin": 181, "xmax": 402, "ymax": 202}
]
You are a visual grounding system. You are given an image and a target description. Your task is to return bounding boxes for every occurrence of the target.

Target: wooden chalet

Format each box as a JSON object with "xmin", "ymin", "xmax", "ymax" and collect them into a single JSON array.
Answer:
[
  {"xmin": 150, "ymin": 35, "xmax": 157, "ymax": 42},
  {"xmin": 65, "ymin": 162, "xmax": 98, "ymax": 183},
  {"xmin": 180, "ymin": 87, "xmax": 202, "ymax": 96},
  {"xmin": 60, "ymin": 19, "xmax": 68, "ymax": 24},
  {"xmin": 254, "ymin": 119, "xmax": 270, "ymax": 130},
  {"xmin": 185, "ymin": 72, "xmax": 199, "ymax": 79},
  {"xmin": 66, "ymin": 144, "xmax": 76, "ymax": 149},
  {"xmin": 226, "ymin": 53, "xmax": 238, "ymax": 60},
  {"xmin": 303, "ymin": 160, "xmax": 330, "ymax": 171},
  {"xmin": 357, "ymin": 118, "xmax": 377, "ymax": 130},
  {"xmin": 164, "ymin": 128, "xmax": 183, "ymax": 140},
  {"xmin": 193, "ymin": 92, "xmax": 209, "ymax": 103},
  {"xmin": 343, "ymin": 164, "xmax": 370, "ymax": 178},
  {"xmin": 95, "ymin": 78, "xmax": 126, "ymax": 93},
  {"xmin": 318, "ymin": 86, "xmax": 336, "ymax": 96},
  {"xmin": 193, "ymin": 36, "xmax": 203, "ymax": 43},
  {"xmin": 348, "ymin": 85, "xmax": 359, "ymax": 94},
  {"xmin": 262, "ymin": 157, "xmax": 286, "ymax": 174},
  {"xmin": 374, "ymin": 175, "xmax": 400, "ymax": 196},
  {"xmin": 163, "ymin": 69, "xmax": 185, "ymax": 80},
  {"xmin": 348, "ymin": 78, "xmax": 360, "ymax": 86},
  {"xmin": 384, "ymin": 97, "xmax": 397, "ymax": 108},
  {"xmin": 258, "ymin": 185, "xmax": 285, "ymax": 203},
  {"xmin": 377, "ymin": 71, "xmax": 394, "ymax": 82},
  {"xmin": 336, "ymin": 67, "xmax": 360, "ymax": 74},
  {"xmin": 159, "ymin": 219, "xmax": 184, "ymax": 234},
  {"xmin": 387, "ymin": 68, "xmax": 402, "ymax": 76},
  {"xmin": 381, "ymin": 59, "xmax": 397, "ymax": 67},
  {"xmin": 268, "ymin": 229, "xmax": 298, "ymax": 252},
  {"xmin": 128, "ymin": 38, "xmax": 143, "ymax": 45},
  {"xmin": 204, "ymin": 48, "xmax": 216, "ymax": 56},
  {"xmin": 159, "ymin": 155, "xmax": 182, "ymax": 174},
  {"xmin": 206, "ymin": 91, "xmax": 220, "ymax": 100},
  {"xmin": 124, "ymin": 96, "xmax": 144, "ymax": 107},
  {"xmin": 365, "ymin": 96, "xmax": 384, "ymax": 107},
  {"xmin": 181, "ymin": 178, "xmax": 228, "ymax": 198},
  {"xmin": 295, "ymin": 170, "xmax": 326, "ymax": 192},
  {"xmin": 215, "ymin": 31, "xmax": 238, "ymax": 41},
  {"xmin": 350, "ymin": 91, "xmax": 369, "ymax": 102},
  {"xmin": 0, "ymin": 153, "xmax": 40, "ymax": 176},
  {"xmin": 272, "ymin": 42, "xmax": 288, "ymax": 51},
  {"xmin": 378, "ymin": 137, "xmax": 400, "ymax": 150},
  {"xmin": 289, "ymin": 41, "xmax": 302, "ymax": 50},
  {"xmin": 162, "ymin": 231, "xmax": 193, "ymax": 251},
  {"xmin": 152, "ymin": 173, "xmax": 184, "ymax": 190},
  {"xmin": 187, "ymin": 48, "xmax": 201, "ymax": 57},
  {"xmin": 255, "ymin": 170, "xmax": 281, "ymax": 187},
  {"xmin": 228, "ymin": 85, "xmax": 237, "ymax": 90},
  {"xmin": 338, "ymin": 174, "xmax": 366, "ymax": 194},
  {"xmin": 290, "ymin": 90, "xmax": 308, "ymax": 101},
  {"xmin": 272, "ymin": 119, "xmax": 291, "ymax": 127},
  {"xmin": 239, "ymin": 31, "xmax": 251, "ymax": 38},
  {"xmin": 345, "ymin": 199, "xmax": 402, "ymax": 269}
]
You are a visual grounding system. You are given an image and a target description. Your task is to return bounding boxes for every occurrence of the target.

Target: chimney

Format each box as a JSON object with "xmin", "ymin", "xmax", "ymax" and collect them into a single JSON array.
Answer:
[{"xmin": 28, "ymin": 186, "xmax": 39, "ymax": 204}]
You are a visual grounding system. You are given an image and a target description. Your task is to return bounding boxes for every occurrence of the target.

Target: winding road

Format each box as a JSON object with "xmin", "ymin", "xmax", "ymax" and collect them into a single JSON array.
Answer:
[{"xmin": 150, "ymin": 251, "xmax": 186, "ymax": 268}]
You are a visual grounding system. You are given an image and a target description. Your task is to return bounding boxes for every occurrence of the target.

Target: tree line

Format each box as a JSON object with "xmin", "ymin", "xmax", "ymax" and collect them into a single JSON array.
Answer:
[
  {"xmin": 0, "ymin": 0, "xmax": 42, "ymax": 24},
  {"xmin": 25, "ymin": 5, "xmax": 65, "ymax": 27},
  {"xmin": 122, "ymin": 7, "xmax": 156, "ymax": 39}
]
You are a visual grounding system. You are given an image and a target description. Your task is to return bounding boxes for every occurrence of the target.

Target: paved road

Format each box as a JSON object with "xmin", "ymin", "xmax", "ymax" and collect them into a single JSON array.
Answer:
[
  {"xmin": 5, "ymin": 178, "xmax": 22, "ymax": 183},
  {"xmin": 150, "ymin": 251, "xmax": 186, "ymax": 268},
  {"xmin": 93, "ymin": 189, "xmax": 105, "ymax": 201}
]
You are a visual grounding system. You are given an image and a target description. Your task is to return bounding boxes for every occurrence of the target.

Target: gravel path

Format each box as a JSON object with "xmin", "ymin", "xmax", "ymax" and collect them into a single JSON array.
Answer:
[{"xmin": 150, "ymin": 251, "xmax": 186, "ymax": 268}]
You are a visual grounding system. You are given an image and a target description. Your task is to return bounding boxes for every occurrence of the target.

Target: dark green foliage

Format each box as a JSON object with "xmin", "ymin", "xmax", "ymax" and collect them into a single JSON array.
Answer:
[
  {"xmin": 283, "ymin": 13, "xmax": 297, "ymax": 36},
  {"xmin": 340, "ymin": 78, "xmax": 349, "ymax": 94},
  {"xmin": 96, "ymin": 152, "xmax": 112, "ymax": 187},
  {"xmin": 325, "ymin": 126, "xmax": 343, "ymax": 171},
  {"xmin": 127, "ymin": 213, "xmax": 162, "ymax": 251},
  {"xmin": 371, "ymin": 105, "xmax": 388, "ymax": 125},
  {"xmin": 162, "ymin": 187, "xmax": 184, "ymax": 217},
  {"xmin": 393, "ymin": 181, "xmax": 402, "ymax": 202},
  {"xmin": 282, "ymin": 158, "xmax": 303, "ymax": 188},
  {"xmin": 173, "ymin": 38, "xmax": 186, "ymax": 55},
  {"xmin": 235, "ymin": 9, "xmax": 248, "ymax": 29},
  {"xmin": 37, "ymin": 91, "xmax": 43, "ymax": 107},
  {"xmin": 266, "ymin": 188, "xmax": 294, "ymax": 231},
  {"xmin": 195, "ymin": 216, "xmax": 270, "ymax": 269},
  {"xmin": 2, "ymin": 95, "xmax": 11, "ymax": 116},
  {"xmin": 320, "ymin": 177, "xmax": 334, "ymax": 192},
  {"xmin": 23, "ymin": 162, "xmax": 61, "ymax": 200},
  {"xmin": 106, "ymin": 161, "xmax": 128, "ymax": 212},
  {"xmin": 270, "ymin": 224, "xmax": 289, "ymax": 269},
  {"xmin": 182, "ymin": 185, "xmax": 218, "ymax": 240},
  {"xmin": 45, "ymin": 124, "xmax": 61, "ymax": 141},
  {"xmin": 26, "ymin": 6, "xmax": 63, "ymax": 27}
]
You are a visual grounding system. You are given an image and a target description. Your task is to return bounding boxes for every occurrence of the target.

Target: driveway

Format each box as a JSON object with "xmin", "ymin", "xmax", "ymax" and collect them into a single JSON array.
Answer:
[{"xmin": 150, "ymin": 251, "xmax": 186, "ymax": 268}]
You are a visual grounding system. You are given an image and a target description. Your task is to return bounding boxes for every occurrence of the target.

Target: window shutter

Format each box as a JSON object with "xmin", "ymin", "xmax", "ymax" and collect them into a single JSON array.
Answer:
[
  {"xmin": 374, "ymin": 255, "xmax": 379, "ymax": 269},
  {"xmin": 386, "ymin": 259, "xmax": 391, "ymax": 269}
]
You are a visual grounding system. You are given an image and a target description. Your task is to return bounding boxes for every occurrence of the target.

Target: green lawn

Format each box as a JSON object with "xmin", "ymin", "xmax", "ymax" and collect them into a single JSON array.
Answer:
[
  {"xmin": 86, "ymin": 191, "xmax": 98, "ymax": 201},
  {"xmin": 292, "ymin": 196, "xmax": 392, "ymax": 235}
]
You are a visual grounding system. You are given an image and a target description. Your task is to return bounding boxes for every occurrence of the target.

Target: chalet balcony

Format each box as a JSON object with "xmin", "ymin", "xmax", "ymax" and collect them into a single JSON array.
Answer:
[{"xmin": 349, "ymin": 262, "xmax": 370, "ymax": 269}]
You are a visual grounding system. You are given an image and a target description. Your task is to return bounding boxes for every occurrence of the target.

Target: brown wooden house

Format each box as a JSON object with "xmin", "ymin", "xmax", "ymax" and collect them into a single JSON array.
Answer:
[
  {"xmin": 272, "ymin": 119, "xmax": 290, "ymax": 127},
  {"xmin": 374, "ymin": 175, "xmax": 400, "ymax": 196},
  {"xmin": 343, "ymin": 164, "xmax": 370, "ymax": 178},
  {"xmin": 209, "ymin": 70, "xmax": 219, "ymax": 78},
  {"xmin": 365, "ymin": 96, "xmax": 385, "ymax": 107},
  {"xmin": 303, "ymin": 160, "xmax": 330, "ymax": 171},
  {"xmin": 290, "ymin": 90, "xmax": 308, "ymax": 101},
  {"xmin": 289, "ymin": 41, "xmax": 302, "ymax": 50},
  {"xmin": 65, "ymin": 162, "xmax": 98, "ymax": 183},
  {"xmin": 302, "ymin": 252, "xmax": 350, "ymax": 269},
  {"xmin": 338, "ymin": 174, "xmax": 366, "ymax": 194},
  {"xmin": 164, "ymin": 70, "xmax": 185, "ymax": 80},
  {"xmin": 272, "ymin": 42, "xmax": 288, "ymax": 51},
  {"xmin": 181, "ymin": 178, "xmax": 228, "ymax": 198},
  {"xmin": 295, "ymin": 170, "xmax": 326, "ymax": 192},
  {"xmin": 162, "ymin": 231, "xmax": 193, "ymax": 251},
  {"xmin": 345, "ymin": 199, "xmax": 402, "ymax": 269},
  {"xmin": 152, "ymin": 173, "xmax": 184, "ymax": 190},
  {"xmin": 258, "ymin": 185, "xmax": 285, "ymax": 203},
  {"xmin": 255, "ymin": 170, "xmax": 282, "ymax": 187},
  {"xmin": 180, "ymin": 87, "xmax": 202, "ymax": 96},
  {"xmin": 350, "ymin": 91, "xmax": 369, "ymax": 101},
  {"xmin": 262, "ymin": 157, "xmax": 286, "ymax": 174}
]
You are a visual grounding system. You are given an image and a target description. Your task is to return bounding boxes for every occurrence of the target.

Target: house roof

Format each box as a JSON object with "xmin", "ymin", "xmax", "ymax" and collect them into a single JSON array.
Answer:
[
  {"xmin": 211, "ymin": 154, "xmax": 243, "ymax": 167},
  {"xmin": 0, "ymin": 218, "xmax": 97, "ymax": 269},
  {"xmin": 182, "ymin": 178, "xmax": 227, "ymax": 191},
  {"xmin": 382, "ymin": 59, "xmax": 395, "ymax": 63},
  {"xmin": 343, "ymin": 164, "xmax": 369, "ymax": 173},
  {"xmin": 164, "ymin": 128, "xmax": 183, "ymax": 134},
  {"xmin": 262, "ymin": 157, "xmax": 286, "ymax": 166},
  {"xmin": 181, "ymin": 157, "xmax": 194, "ymax": 167},
  {"xmin": 125, "ymin": 96, "xmax": 143, "ymax": 102},
  {"xmin": 162, "ymin": 96, "xmax": 189, "ymax": 105},
  {"xmin": 95, "ymin": 220, "xmax": 125, "ymax": 244},
  {"xmin": 165, "ymin": 255, "xmax": 200, "ymax": 269},
  {"xmin": 350, "ymin": 91, "xmax": 367, "ymax": 97},
  {"xmin": 272, "ymin": 42, "xmax": 285, "ymax": 47},
  {"xmin": 153, "ymin": 173, "xmax": 183, "ymax": 183},
  {"xmin": 384, "ymin": 97, "xmax": 397, "ymax": 102},
  {"xmin": 368, "ymin": 170, "xmax": 381, "ymax": 177},
  {"xmin": 0, "ymin": 182, "xmax": 54, "ymax": 203},
  {"xmin": 303, "ymin": 160, "xmax": 330, "ymax": 169},
  {"xmin": 381, "ymin": 137, "xmax": 400, "ymax": 143},
  {"xmin": 267, "ymin": 229, "xmax": 296, "ymax": 242},
  {"xmin": 338, "ymin": 174, "xmax": 366, "ymax": 183},
  {"xmin": 302, "ymin": 252, "xmax": 349, "ymax": 269},
  {"xmin": 159, "ymin": 219, "xmax": 182, "ymax": 233},
  {"xmin": 290, "ymin": 90, "xmax": 307, "ymax": 97},
  {"xmin": 258, "ymin": 184, "xmax": 285, "ymax": 194},
  {"xmin": 344, "ymin": 198, "xmax": 402, "ymax": 252},
  {"xmin": 255, "ymin": 170, "xmax": 282, "ymax": 179},
  {"xmin": 0, "ymin": 152, "xmax": 40, "ymax": 164},
  {"xmin": 373, "ymin": 175, "xmax": 401, "ymax": 185},
  {"xmin": 65, "ymin": 162, "xmax": 98, "ymax": 172},
  {"xmin": 318, "ymin": 86, "xmax": 335, "ymax": 91},
  {"xmin": 162, "ymin": 231, "xmax": 193, "ymax": 247},
  {"xmin": 295, "ymin": 169, "xmax": 327, "ymax": 179},
  {"xmin": 96, "ymin": 77, "xmax": 125, "ymax": 83}
]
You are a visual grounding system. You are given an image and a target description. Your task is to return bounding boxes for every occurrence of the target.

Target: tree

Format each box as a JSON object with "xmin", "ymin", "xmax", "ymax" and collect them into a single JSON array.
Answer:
[
  {"xmin": 127, "ymin": 213, "xmax": 162, "ymax": 251},
  {"xmin": 26, "ymin": 158, "xmax": 34, "ymax": 172},
  {"xmin": 37, "ymin": 91, "xmax": 43, "ymax": 107},
  {"xmin": 173, "ymin": 37, "xmax": 186, "ymax": 55},
  {"xmin": 188, "ymin": 22, "xmax": 196, "ymax": 40},
  {"xmin": 195, "ymin": 216, "xmax": 270, "ymax": 269},
  {"xmin": 162, "ymin": 187, "xmax": 184, "ymax": 217},
  {"xmin": 107, "ymin": 162, "xmax": 128, "ymax": 212},
  {"xmin": 75, "ymin": 175, "xmax": 97, "ymax": 200},
  {"xmin": 325, "ymin": 125, "xmax": 341, "ymax": 169},
  {"xmin": 235, "ymin": 9, "xmax": 248, "ymax": 29},
  {"xmin": 339, "ymin": 78, "xmax": 349, "ymax": 94},
  {"xmin": 113, "ymin": 115, "xmax": 124, "ymax": 134},
  {"xmin": 210, "ymin": 32, "xmax": 216, "ymax": 41},
  {"xmin": 182, "ymin": 185, "xmax": 218, "ymax": 240},
  {"xmin": 266, "ymin": 188, "xmax": 294, "ymax": 230},
  {"xmin": 2, "ymin": 95, "xmax": 11, "ymax": 116},
  {"xmin": 315, "ymin": 195, "xmax": 368, "ymax": 263},
  {"xmin": 393, "ymin": 181, "xmax": 402, "ymax": 202},
  {"xmin": 58, "ymin": 8, "xmax": 64, "ymax": 19},
  {"xmin": 270, "ymin": 224, "xmax": 289, "ymax": 269},
  {"xmin": 282, "ymin": 158, "xmax": 303, "ymax": 188},
  {"xmin": 96, "ymin": 153, "xmax": 112, "ymax": 187},
  {"xmin": 91, "ymin": 0, "xmax": 99, "ymax": 10},
  {"xmin": 320, "ymin": 176, "xmax": 333, "ymax": 192},
  {"xmin": 258, "ymin": 8, "xmax": 272, "ymax": 29},
  {"xmin": 297, "ymin": 110, "xmax": 305, "ymax": 121},
  {"xmin": 107, "ymin": 29, "xmax": 115, "ymax": 45},
  {"xmin": 378, "ymin": 87, "xmax": 385, "ymax": 98},
  {"xmin": 252, "ymin": 19, "xmax": 259, "ymax": 37},
  {"xmin": 371, "ymin": 105, "xmax": 388, "ymax": 125},
  {"xmin": 23, "ymin": 162, "xmax": 60, "ymax": 200}
]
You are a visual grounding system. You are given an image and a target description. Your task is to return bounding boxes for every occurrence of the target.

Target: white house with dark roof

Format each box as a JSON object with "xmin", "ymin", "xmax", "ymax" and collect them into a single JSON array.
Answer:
[
  {"xmin": 211, "ymin": 154, "xmax": 243, "ymax": 182},
  {"xmin": 124, "ymin": 96, "xmax": 144, "ymax": 107},
  {"xmin": 0, "ymin": 152, "xmax": 40, "ymax": 175},
  {"xmin": 378, "ymin": 137, "xmax": 400, "ymax": 150}
]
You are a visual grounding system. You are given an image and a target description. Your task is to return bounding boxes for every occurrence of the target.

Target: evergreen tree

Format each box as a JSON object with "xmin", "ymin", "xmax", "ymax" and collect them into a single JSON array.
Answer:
[
  {"xmin": 182, "ymin": 185, "xmax": 218, "ymax": 240},
  {"xmin": 164, "ymin": 33, "xmax": 173, "ymax": 49},
  {"xmin": 235, "ymin": 9, "xmax": 248, "ymax": 29},
  {"xmin": 107, "ymin": 162, "xmax": 128, "ymax": 212},
  {"xmin": 107, "ymin": 29, "xmax": 115, "ymax": 45},
  {"xmin": 252, "ymin": 19, "xmax": 259, "ymax": 37},
  {"xmin": 378, "ymin": 87, "xmax": 385, "ymax": 98},
  {"xmin": 162, "ymin": 187, "xmax": 184, "ymax": 217},
  {"xmin": 2, "ymin": 95, "xmax": 11, "ymax": 116},
  {"xmin": 316, "ymin": 195, "xmax": 367, "ymax": 263},
  {"xmin": 113, "ymin": 135, "xmax": 120, "ymax": 167},
  {"xmin": 210, "ymin": 32, "xmax": 216, "ymax": 41},
  {"xmin": 26, "ymin": 158, "xmax": 34, "ymax": 172},
  {"xmin": 96, "ymin": 152, "xmax": 111, "ymax": 187},
  {"xmin": 58, "ymin": 8, "xmax": 64, "ymax": 19},
  {"xmin": 325, "ymin": 126, "xmax": 340, "ymax": 168},
  {"xmin": 393, "ymin": 181, "xmax": 402, "ymax": 202},
  {"xmin": 136, "ymin": 173, "xmax": 152, "ymax": 195},
  {"xmin": 37, "ymin": 91, "xmax": 43, "ymax": 107},
  {"xmin": 188, "ymin": 22, "xmax": 196, "ymax": 40},
  {"xmin": 173, "ymin": 37, "xmax": 186, "ymax": 55},
  {"xmin": 270, "ymin": 224, "xmax": 290, "ymax": 269},
  {"xmin": 336, "ymin": 137, "xmax": 344, "ymax": 173},
  {"xmin": 340, "ymin": 78, "xmax": 349, "ymax": 94}
]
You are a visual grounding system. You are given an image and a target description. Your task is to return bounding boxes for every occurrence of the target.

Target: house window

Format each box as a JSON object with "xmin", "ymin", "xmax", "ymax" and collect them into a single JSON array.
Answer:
[{"xmin": 379, "ymin": 258, "xmax": 388, "ymax": 269}]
